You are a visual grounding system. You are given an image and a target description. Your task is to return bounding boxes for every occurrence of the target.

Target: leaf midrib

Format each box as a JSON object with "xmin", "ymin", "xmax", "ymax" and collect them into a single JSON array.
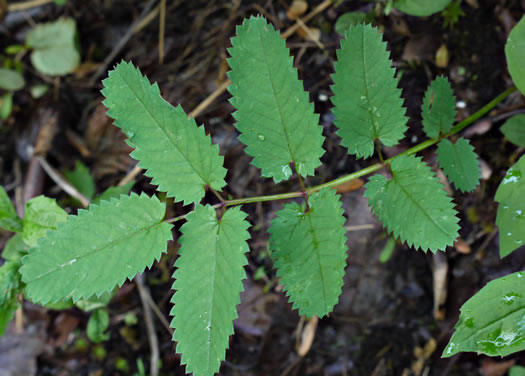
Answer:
[
  {"xmin": 255, "ymin": 23, "xmax": 296, "ymax": 167},
  {"xmin": 26, "ymin": 220, "xmax": 163, "ymax": 284},
  {"xmin": 305, "ymin": 212, "xmax": 329, "ymax": 309},
  {"xmin": 115, "ymin": 68, "xmax": 207, "ymax": 185},
  {"xmin": 392, "ymin": 171, "xmax": 453, "ymax": 241}
]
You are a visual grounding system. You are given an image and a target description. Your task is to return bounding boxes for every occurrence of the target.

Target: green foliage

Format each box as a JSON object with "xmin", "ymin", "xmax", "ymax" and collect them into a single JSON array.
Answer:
[
  {"xmin": 171, "ymin": 205, "xmax": 250, "ymax": 376},
  {"xmin": 227, "ymin": 16, "xmax": 325, "ymax": 182},
  {"xmin": 1, "ymin": 13, "xmax": 516, "ymax": 373},
  {"xmin": 335, "ymin": 12, "xmax": 368, "ymax": 35},
  {"xmin": 0, "ymin": 68, "xmax": 25, "ymax": 91},
  {"xmin": 441, "ymin": 0, "xmax": 465, "ymax": 29},
  {"xmin": 22, "ymin": 196, "xmax": 68, "ymax": 247},
  {"xmin": 505, "ymin": 15, "xmax": 525, "ymax": 95},
  {"xmin": 26, "ymin": 18, "xmax": 80, "ymax": 76},
  {"xmin": 331, "ymin": 23, "xmax": 407, "ymax": 158},
  {"xmin": 269, "ymin": 188, "xmax": 347, "ymax": 317},
  {"xmin": 75, "ymin": 289, "xmax": 115, "ymax": 312},
  {"xmin": 0, "ymin": 186, "xmax": 22, "ymax": 232},
  {"xmin": 365, "ymin": 155, "xmax": 459, "ymax": 252},
  {"xmin": 510, "ymin": 366, "xmax": 525, "ymax": 376},
  {"xmin": 393, "ymin": 0, "xmax": 452, "ymax": 16},
  {"xmin": 0, "ymin": 260, "xmax": 21, "ymax": 335},
  {"xmin": 421, "ymin": 76, "xmax": 456, "ymax": 139},
  {"xmin": 64, "ymin": 161, "xmax": 96, "ymax": 201},
  {"xmin": 20, "ymin": 193, "xmax": 172, "ymax": 304},
  {"xmin": 495, "ymin": 155, "xmax": 525, "ymax": 258},
  {"xmin": 436, "ymin": 138, "xmax": 480, "ymax": 192},
  {"xmin": 92, "ymin": 182, "xmax": 134, "ymax": 205},
  {"xmin": 379, "ymin": 236, "xmax": 396, "ymax": 263},
  {"xmin": 501, "ymin": 114, "xmax": 525, "ymax": 147},
  {"xmin": 443, "ymin": 271, "xmax": 525, "ymax": 357},
  {"xmin": 2, "ymin": 234, "xmax": 29, "ymax": 262},
  {"xmin": 0, "ymin": 93, "xmax": 13, "ymax": 120},
  {"xmin": 87, "ymin": 308, "xmax": 110, "ymax": 343},
  {"xmin": 102, "ymin": 61, "xmax": 226, "ymax": 205}
]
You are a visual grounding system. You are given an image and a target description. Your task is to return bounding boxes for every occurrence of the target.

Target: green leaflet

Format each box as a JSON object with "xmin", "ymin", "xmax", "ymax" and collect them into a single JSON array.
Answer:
[
  {"xmin": 364, "ymin": 155, "xmax": 459, "ymax": 252},
  {"xmin": 443, "ymin": 271, "xmax": 525, "ymax": 357},
  {"xmin": 393, "ymin": 0, "xmax": 452, "ymax": 16},
  {"xmin": 22, "ymin": 196, "xmax": 68, "ymax": 247},
  {"xmin": 495, "ymin": 155, "xmax": 525, "ymax": 258},
  {"xmin": 0, "ymin": 186, "xmax": 22, "ymax": 232},
  {"xmin": 505, "ymin": 15, "xmax": 525, "ymax": 95},
  {"xmin": 26, "ymin": 17, "xmax": 80, "ymax": 76},
  {"xmin": 92, "ymin": 182, "xmax": 134, "ymax": 205},
  {"xmin": 227, "ymin": 16, "xmax": 325, "ymax": 182},
  {"xmin": 0, "ymin": 68, "xmax": 25, "ymax": 91},
  {"xmin": 501, "ymin": 114, "xmax": 525, "ymax": 148},
  {"xmin": 332, "ymin": 24, "xmax": 407, "ymax": 159},
  {"xmin": 64, "ymin": 161, "xmax": 96, "ymax": 201},
  {"xmin": 20, "ymin": 193, "xmax": 172, "ymax": 304},
  {"xmin": 171, "ymin": 205, "xmax": 250, "ymax": 376},
  {"xmin": 421, "ymin": 76, "xmax": 456, "ymax": 139},
  {"xmin": 269, "ymin": 188, "xmax": 347, "ymax": 318},
  {"xmin": 0, "ymin": 260, "xmax": 21, "ymax": 335},
  {"xmin": 102, "ymin": 61, "xmax": 226, "ymax": 205},
  {"xmin": 510, "ymin": 366, "xmax": 525, "ymax": 376},
  {"xmin": 335, "ymin": 12, "xmax": 368, "ymax": 35},
  {"xmin": 436, "ymin": 138, "xmax": 480, "ymax": 192},
  {"xmin": 87, "ymin": 308, "xmax": 110, "ymax": 343},
  {"xmin": 2, "ymin": 233, "xmax": 29, "ymax": 262}
]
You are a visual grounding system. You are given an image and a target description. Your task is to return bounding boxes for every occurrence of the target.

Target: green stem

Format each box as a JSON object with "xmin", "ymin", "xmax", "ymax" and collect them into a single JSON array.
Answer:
[{"xmin": 222, "ymin": 86, "xmax": 517, "ymax": 207}]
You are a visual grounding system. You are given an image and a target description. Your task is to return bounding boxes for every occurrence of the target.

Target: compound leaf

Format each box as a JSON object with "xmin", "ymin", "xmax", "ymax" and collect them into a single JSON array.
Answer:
[
  {"xmin": 269, "ymin": 188, "xmax": 347, "ymax": 318},
  {"xmin": 495, "ymin": 155, "xmax": 525, "ymax": 258},
  {"xmin": 102, "ymin": 61, "xmax": 226, "ymax": 205},
  {"xmin": 393, "ymin": 0, "xmax": 452, "ymax": 16},
  {"xmin": 0, "ymin": 186, "xmax": 22, "ymax": 232},
  {"xmin": 505, "ymin": 15, "xmax": 525, "ymax": 95},
  {"xmin": 0, "ymin": 260, "xmax": 22, "ymax": 335},
  {"xmin": 421, "ymin": 76, "xmax": 456, "ymax": 139},
  {"xmin": 22, "ymin": 196, "xmax": 68, "ymax": 247},
  {"xmin": 332, "ymin": 23, "xmax": 407, "ymax": 158},
  {"xmin": 443, "ymin": 271, "xmax": 525, "ymax": 357},
  {"xmin": 501, "ymin": 114, "xmax": 525, "ymax": 148},
  {"xmin": 364, "ymin": 155, "xmax": 459, "ymax": 252},
  {"xmin": 436, "ymin": 138, "xmax": 480, "ymax": 192},
  {"xmin": 228, "ymin": 16, "xmax": 325, "ymax": 182},
  {"xmin": 20, "ymin": 193, "xmax": 172, "ymax": 304},
  {"xmin": 26, "ymin": 17, "xmax": 80, "ymax": 76},
  {"xmin": 171, "ymin": 205, "xmax": 250, "ymax": 376}
]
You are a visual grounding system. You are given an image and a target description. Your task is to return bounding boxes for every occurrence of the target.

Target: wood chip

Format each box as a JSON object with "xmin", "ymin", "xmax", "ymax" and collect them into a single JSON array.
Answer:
[
  {"xmin": 287, "ymin": 0, "xmax": 308, "ymax": 21},
  {"xmin": 297, "ymin": 315, "xmax": 318, "ymax": 357}
]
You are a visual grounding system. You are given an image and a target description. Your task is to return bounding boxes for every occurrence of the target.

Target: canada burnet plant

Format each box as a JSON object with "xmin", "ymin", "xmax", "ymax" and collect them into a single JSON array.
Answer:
[{"xmin": 0, "ymin": 14, "xmax": 519, "ymax": 376}]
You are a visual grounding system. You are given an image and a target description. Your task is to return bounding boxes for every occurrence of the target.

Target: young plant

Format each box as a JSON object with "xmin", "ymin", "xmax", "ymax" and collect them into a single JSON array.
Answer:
[{"xmin": 0, "ymin": 15, "xmax": 521, "ymax": 376}]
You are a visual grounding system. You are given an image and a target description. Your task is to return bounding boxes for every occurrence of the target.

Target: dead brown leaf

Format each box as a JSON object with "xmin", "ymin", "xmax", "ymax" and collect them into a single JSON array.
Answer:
[
  {"xmin": 435, "ymin": 44, "xmax": 449, "ymax": 68},
  {"xmin": 85, "ymin": 103, "xmax": 132, "ymax": 179},
  {"xmin": 454, "ymin": 238, "xmax": 472, "ymax": 254},
  {"xmin": 334, "ymin": 178, "xmax": 364, "ymax": 193},
  {"xmin": 481, "ymin": 358, "xmax": 515, "ymax": 376},
  {"xmin": 297, "ymin": 315, "xmax": 318, "ymax": 357}
]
